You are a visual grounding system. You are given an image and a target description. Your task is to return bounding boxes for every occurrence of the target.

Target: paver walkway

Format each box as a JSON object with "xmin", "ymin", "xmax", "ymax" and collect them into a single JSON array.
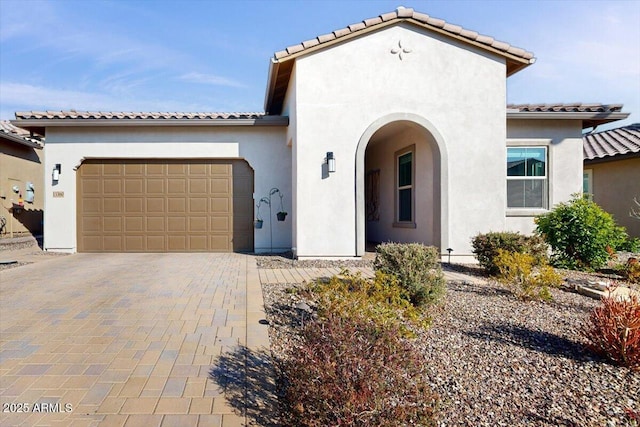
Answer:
[{"xmin": 0, "ymin": 253, "xmax": 273, "ymax": 427}]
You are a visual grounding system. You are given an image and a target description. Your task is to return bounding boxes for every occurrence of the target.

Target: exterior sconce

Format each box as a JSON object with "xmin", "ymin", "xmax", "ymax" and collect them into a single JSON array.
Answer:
[
  {"xmin": 53, "ymin": 164, "xmax": 61, "ymax": 181},
  {"xmin": 326, "ymin": 152, "xmax": 336, "ymax": 173}
]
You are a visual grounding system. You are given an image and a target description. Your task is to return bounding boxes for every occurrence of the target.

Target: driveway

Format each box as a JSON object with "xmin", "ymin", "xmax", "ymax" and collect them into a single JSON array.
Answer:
[{"xmin": 0, "ymin": 253, "xmax": 274, "ymax": 427}]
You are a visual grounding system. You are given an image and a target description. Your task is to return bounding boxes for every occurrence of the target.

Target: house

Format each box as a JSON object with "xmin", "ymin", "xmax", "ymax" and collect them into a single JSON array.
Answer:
[
  {"xmin": 11, "ymin": 6, "xmax": 629, "ymax": 260},
  {"xmin": 0, "ymin": 120, "xmax": 44, "ymax": 237},
  {"xmin": 583, "ymin": 123, "xmax": 640, "ymax": 238}
]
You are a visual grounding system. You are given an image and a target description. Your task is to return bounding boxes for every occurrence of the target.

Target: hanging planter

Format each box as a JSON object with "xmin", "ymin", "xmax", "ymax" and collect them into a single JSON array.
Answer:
[
  {"xmin": 276, "ymin": 190, "xmax": 287, "ymax": 222},
  {"xmin": 254, "ymin": 219, "xmax": 263, "ymax": 229},
  {"xmin": 277, "ymin": 212, "xmax": 287, "ymax": 221}
]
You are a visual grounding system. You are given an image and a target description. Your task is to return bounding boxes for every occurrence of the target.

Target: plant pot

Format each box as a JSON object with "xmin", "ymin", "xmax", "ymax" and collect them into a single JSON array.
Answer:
[
  {"xmin": 254, "ymin": 220, "xmax": 263, "ymax": 229},
  {"xmin": 277, "ymin": 212, "xmax": 287, "ymax": 221}
]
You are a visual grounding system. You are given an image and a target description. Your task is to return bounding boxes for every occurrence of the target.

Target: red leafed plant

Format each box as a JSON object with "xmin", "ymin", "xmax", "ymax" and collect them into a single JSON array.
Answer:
[{"xmin": 580, "ymin": 292, "xmax": 640, "ymax": 369}]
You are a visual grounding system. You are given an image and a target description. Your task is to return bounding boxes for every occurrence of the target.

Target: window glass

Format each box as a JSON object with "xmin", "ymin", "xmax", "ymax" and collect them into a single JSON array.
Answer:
[
  {"xmin": 507, "ymin": 147, "xmax": 547, "ymax": 209},
  {"xmin": 398, "ymin": 153, "xmax": 412, "ymax": 187},
  {"xmin": 399, "ymin": 188, "xmax": 412, "ymax": 221}
]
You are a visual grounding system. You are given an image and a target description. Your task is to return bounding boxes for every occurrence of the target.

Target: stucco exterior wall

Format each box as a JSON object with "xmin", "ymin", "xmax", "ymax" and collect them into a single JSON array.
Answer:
[
  {"xmin": 0, "ymin": 141, "xmax": 44, "ymax": 236},
  {"xmin": 506, "ymin": 119, "xmax": 584, "ymax": 235},
  {"xmin": 292, "ymin": 23, "xmax": 507, "ymax": 258},
  {"xmin": 586, "ymin": 157, "xmax": 640, "ymax": 238},
  {"xmin": 43, "ymin": 126, "xmax": 290, "ymax": 252}
]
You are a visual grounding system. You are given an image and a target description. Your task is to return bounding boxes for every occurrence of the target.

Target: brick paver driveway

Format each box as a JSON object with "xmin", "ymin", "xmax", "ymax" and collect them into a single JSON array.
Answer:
[{"xmin": 0, "ymin": 253, "xmax": 273, "ymax": 427}]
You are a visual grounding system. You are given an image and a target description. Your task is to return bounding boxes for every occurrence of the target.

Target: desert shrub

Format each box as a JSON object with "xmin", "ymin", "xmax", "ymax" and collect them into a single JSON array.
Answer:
[
  {"xmin": 580, "ymin": 293, "xmax": 640, "ymax": 369},
  {"xmin": 310, "ymin": 271, "xmax": 429, "ymax": 335},
  {"xmin": 471, "ymin": 231, "xmax": 549, "ymax": 275},
  {"xmin": 619, "ymin": 237, "xmax": 640, "ymax": 253},
  {"xmin": 494, "ymin": 249, "xmax": 562, "ymax": 301},
  {"xmin": 535, "ymin": 195, "xmax": 629, "ymax": 270},
  {"xmin": 281, "ymin": 310, "xmax": 438, "ymax": 427},
  {"xmin": 373, "ymin": 243, "xmax": 445, "ymax": 307},
  {"xmin": 624, "ymin": 258, "xmax": 640, "ymax": 284}
]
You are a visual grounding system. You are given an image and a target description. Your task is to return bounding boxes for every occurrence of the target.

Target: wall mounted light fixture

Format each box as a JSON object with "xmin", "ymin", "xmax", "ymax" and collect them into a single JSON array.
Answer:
[
  {"xmin": 326, "ymin": 152, "xmax": 336, "ymax": 173},
  {"xmin": 52, "ymin": 164, "xmax": 62, "ymax": 181}
]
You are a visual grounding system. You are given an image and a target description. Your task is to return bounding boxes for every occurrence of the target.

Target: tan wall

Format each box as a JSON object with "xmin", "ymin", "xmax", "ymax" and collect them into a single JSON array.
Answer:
[
  {"xmin": 0, "ymin": 140, "xmax": 44, "ymax": 236},
  {"xmin": 587, "ymin": 156, "xmax": 640, "ymax": 238}
]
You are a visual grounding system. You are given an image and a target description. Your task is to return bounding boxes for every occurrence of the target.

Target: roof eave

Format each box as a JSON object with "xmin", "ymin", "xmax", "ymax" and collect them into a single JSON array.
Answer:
[
  {"xmin": 507, "ymin": 112, "xmax": 630, "ymax": 129},
  {"xmin": 11, "ymin": 116, "xmax": 290, "ymax": 134},
  {"xmin": 584, "ymin": 151, "xmax": 640, "ymax": 164},
  {"xmin": 0, "ymin": 132, "xmax": 41, "ymax": 148},
  {"xmin": 265, "ymin": 17, "xmax": 534, "ymax": 114}
]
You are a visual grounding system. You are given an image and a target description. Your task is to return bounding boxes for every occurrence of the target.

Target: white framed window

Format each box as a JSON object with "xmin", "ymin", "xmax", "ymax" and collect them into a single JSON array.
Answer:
[
  {"xmin": 394, "ymin": 146, "xmax": 415, "ymax": 227},
  {"xmin": 583, "ymin": 169, "xmax": 593, "ymax": 199},
  {"xmin": 507, "ymin": 146, "xmax": 548, "ymax": 209}
]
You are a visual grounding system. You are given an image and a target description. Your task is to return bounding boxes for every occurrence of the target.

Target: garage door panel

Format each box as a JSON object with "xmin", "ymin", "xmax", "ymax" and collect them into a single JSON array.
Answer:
[
  {"xmin": 168, "ymin": 179, "xmax": 186, "ymax": 194},
  {"xmin": 147, "ymin": 179, "xmax": 165, "ymax": 194},
  {"xmin": 146, "ymin": 217, "xmax": 165, "ymax": 232},
  {"xmin": 189, "ymin": 178, "xmax": 208, "ymax": 194},
  {"xmin": 103, "ymin": 179, "xmax": 122, "ymax": 194},
  {"xmin": 104, "ymin": 217, "xmax": 122, "ymax": 232},
  {"xmin": 103, "ymin": 199, "xmax": 122, "ymax": 214},
  {"xmin": 78, "ymin": 159, "xmax": 253, "ymax": 252},
  {"xmin": 125, "ymin": 198, "xmax": 144, "ymax": 213},
  {"xmin": 189, "ymin": 217, "xmax": 207, "ymax": 232},
  {"xmin": 146, "ymin": 198, "xmax": 165, "ymax": 213},
  {"xmin": 83, "ymin": 198, "xmax": 102, "ymax": 213},
  {"xmin": 168, "ymin": 217, "xmax": 186, "ymax": 232},
  {"xmin": 147, "ymin": 164, "xmax": 164, "ymax": 175},
  {"xmin": 125, "ymin": 179, "xmax": 144, "ymax": 194},
  {"xmin": 125, "ymin": 163, "xmax": 144, "ymax": 175}
]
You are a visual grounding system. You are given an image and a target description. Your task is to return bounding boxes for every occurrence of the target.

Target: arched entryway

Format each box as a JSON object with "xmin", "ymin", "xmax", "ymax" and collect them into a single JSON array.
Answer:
[{"xmin": 355, "ymin": 114, "xmax": 448, "ymax": 256}]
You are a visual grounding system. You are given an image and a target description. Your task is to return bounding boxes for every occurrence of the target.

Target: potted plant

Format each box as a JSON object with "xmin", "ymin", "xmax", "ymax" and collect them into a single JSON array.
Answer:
[
  {"xmin": 255, "ymin": 197, "xmax": 269, "ymax": 229},
  {"xmin": 276, "ymin": 190, "xmax": 287, "ymax": 221}
]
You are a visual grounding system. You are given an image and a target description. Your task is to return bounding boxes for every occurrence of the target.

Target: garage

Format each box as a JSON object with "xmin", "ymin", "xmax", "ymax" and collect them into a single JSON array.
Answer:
[{"xmin": 77, "ymin": 159, "xmax": 254, "ymax": 252}]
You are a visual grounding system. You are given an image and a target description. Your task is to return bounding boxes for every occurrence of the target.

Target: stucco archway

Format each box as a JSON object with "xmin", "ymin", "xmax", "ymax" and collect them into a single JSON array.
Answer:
[{"xmin": 355, "ymin": 114, "xmax": 449, "ymax": 256}]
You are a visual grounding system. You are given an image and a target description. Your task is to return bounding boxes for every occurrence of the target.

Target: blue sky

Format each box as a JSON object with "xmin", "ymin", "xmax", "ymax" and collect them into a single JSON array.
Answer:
[{"xmin": 1, "ymin": 0, "xmax": 639, "ymax": 131}]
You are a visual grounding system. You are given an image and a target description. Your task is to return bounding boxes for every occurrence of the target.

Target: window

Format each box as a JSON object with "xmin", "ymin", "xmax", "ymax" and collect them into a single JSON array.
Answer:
[
  {"xmin": 507, "ymin": 147, "xmax": 547, "ymax": 209},
  {"xmin": 583, "ymin": 169, "xmax": 593, "ymax": 200},
  {"xmin": 395, "ymin": 147, "xmax": 414, "ymax": 225}
]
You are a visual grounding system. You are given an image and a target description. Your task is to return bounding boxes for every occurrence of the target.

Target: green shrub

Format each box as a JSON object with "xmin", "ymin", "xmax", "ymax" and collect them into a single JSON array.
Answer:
[
  {"xmin": 619, "ymin": 237, "xmax": 640, "ymax": 253},
  {"xmin": 535, "ymin": 195, "xmax": 629, "ymax": 270},
  {"xmin": 282, "ymin": 310, "xmax": 438, "ymax": 426},
  {"xmin": 310, "ymin": 271, "xmax": 430, "ymax": 336},
  {"xmin": 471, "ymin": 231, "xmax": 549, "ymax": 275},
  {"xmin": 494, "ymin": 249, "xmax": 562, "ymax": 301},
  {"xmin": 580, "ymin": 293, "xmax": 640, "ymax": 369},
  {"xmin": 373, "ymin": 243, "xmax": 445, "ymax": 307}
]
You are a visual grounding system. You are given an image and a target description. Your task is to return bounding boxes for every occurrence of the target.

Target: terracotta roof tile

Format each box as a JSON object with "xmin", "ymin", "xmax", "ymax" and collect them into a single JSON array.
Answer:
[
  {"xmin": 583, "ymin": 123, "xmax": 640, "ymax": 161},
  {"xmin": 508, "ymin": 103, "xmax": 624, "ymax": 113},
  {"xmin": 0, "ymin": 120, "xmax": 43, "ymax": 147},
  {"xmin": 271, "ymin": 6, "xmax": 534, "ymax": 64},
  {"xmin": 14, "ymin": 111, "xmax": 267, "ymax": 120}
]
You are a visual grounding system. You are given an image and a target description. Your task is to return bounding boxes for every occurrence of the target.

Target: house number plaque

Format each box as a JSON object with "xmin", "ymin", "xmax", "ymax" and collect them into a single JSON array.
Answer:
[{"xmin": 53, "ymin": 191, "xmax": 64, "ymax": 198}]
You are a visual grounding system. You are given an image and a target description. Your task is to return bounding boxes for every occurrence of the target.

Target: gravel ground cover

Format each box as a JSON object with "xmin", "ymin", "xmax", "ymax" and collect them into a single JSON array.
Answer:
[
  {"xmin": 0, "ymin": 238, "xmax": 68, "ymax": 270},
  {"xmin": 261, "ymin": 266, "xmax": 639, "ymax": 426}
]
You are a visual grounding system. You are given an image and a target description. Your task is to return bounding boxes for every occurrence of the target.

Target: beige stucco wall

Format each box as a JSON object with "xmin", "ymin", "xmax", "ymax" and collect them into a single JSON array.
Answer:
[
  {"xmin": 587, "ymin": 156, "xmax": 640, "ymax": 238},
  {"xmin": 0, "ymin": 140, "xmax": 44, "ymax": 236},
  {"xmin": 505, "ymin": 119, "xmax": 584, "ymax": 235},
  {"xmin": 43, "ymin": 126, "xmax": 291, "ymax": 252},
  {"xmin": 291, "ymin": 22, "xmax": 507, "ymax": 258}
]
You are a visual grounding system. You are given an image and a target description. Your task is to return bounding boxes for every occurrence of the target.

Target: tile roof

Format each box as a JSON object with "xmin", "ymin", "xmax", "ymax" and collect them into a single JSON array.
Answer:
[
  {"xmin": 15, "ymin": 111, "xmax": 266, "ymax": 120},
  {"xmin": 0, "ymin": 120, "xmax": 43, "ymax": 148},
  {"xmin": 274, "ymin": 6, "xmax": 534, "ymax": 63},
  {"xmin": 583, "ymin": 123, "xmax": 640, "ymax": 161},
  {"xmin": 508, "ymin": 103, "xmax": 624, "ymax": 113}
]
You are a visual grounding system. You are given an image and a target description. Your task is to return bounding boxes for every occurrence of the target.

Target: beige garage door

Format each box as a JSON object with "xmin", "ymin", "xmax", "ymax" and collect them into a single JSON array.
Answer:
[{"xmin": 77, "ymin": 159, "xmax": 254, "ymax": 252}]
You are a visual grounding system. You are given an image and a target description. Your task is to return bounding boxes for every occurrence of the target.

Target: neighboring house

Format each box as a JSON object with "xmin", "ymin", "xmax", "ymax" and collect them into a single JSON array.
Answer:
[
  {"xmin": 0, "ymin": 120, "xmax": 44, "ymax": 237},
  {"xmin": 12, "ymin": 7, "xmax": 629, "ymax": 260},
  {"xmin": 583, "ymin": 123, "xmax": 640, "ymax": 238}
]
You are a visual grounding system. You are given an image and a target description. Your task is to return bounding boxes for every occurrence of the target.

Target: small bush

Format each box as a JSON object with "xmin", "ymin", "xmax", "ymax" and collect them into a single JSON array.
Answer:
[
  {"xmin": 494, "ymin": 249, "xmax": 562, "ymax": 301},
  {"xmin": 471, "ymin": 231, "xmax": 548, "ymax": 275},
  {"xmin": 580, "ymin": 293, "xmax": 640, "ymax": 369},
  {"xmin": 620, "ymin": 237, "xmax": 640, "ymax": 253},
  {"xmin": 535, "ymin": 195, "xmax": 629, "ymax": 270},
  {"xmin": 624, "ymin": 258, "xmax": 640, "ymax": 284},
  {"xmin": 373, "ymin": 243, "xmax": 445, "ymax": 307},
  {"xmin": 282, "ymin": 311, "xmax": 438, "ymax": 426},
  {"xmin": 310, "ymin": 271, "xmax": 430, "ymax": 336}
]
